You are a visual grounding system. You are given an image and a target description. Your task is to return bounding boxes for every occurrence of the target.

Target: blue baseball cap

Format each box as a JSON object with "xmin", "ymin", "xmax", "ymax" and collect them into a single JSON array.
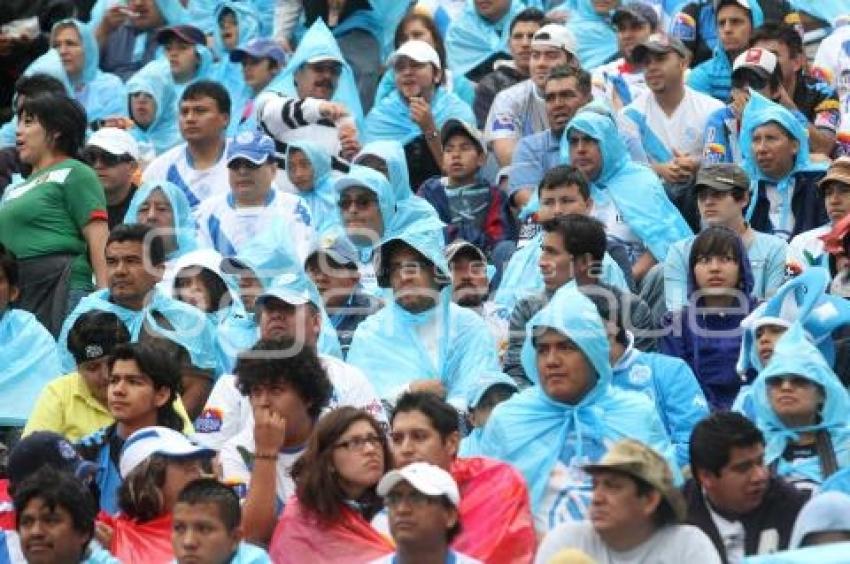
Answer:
[
  {"xmin": 230, "ymin": 38, "xmax": 287, "ymax": 66},
  {"xmin": 226, "ymin": 130, "xmax": 276, "ymax": 166}
]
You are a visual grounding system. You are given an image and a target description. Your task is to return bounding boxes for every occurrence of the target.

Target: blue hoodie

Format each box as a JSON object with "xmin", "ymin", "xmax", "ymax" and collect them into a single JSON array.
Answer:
[
  {"xmin": 479, "ymin": 286, "xmax": 679, "ymax": 525},
  {"xmin": 566, "ymin": 0, "xmax": 619, "ymax": 70},
  {"xmin": 687, "ymin": 2, "xmax": 765, "ymax": 101},
  {"xmin": 445, "ymin": 0, "xmax": 524, "ymax": 78},
  {"xmin": 286, "ymin": 140, "xmax": 341, "ymax": 236},
  {"xmin": 561, "ymin": 110, "xmax": 692, "ymax": 263},
  {"xmin": 123, "ymin": 181, "xmax": 199, "ymax": 261},
  {"xmin": 660, "ymin": 228, "xmax": 756, "ymax": 410},
  {"xmin": 752, "ymin": 323, "xmax": 850, "ymax": 487}
]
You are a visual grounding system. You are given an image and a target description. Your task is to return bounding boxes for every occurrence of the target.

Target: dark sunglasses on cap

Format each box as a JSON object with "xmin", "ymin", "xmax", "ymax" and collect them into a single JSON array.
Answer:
[
  {"xmin": 81, "ymin": 147, "xmax": 132, "ymax": 167},
  {"xmin": 731, "ymin": 69, "xmax": 768, "ymax": 92}
]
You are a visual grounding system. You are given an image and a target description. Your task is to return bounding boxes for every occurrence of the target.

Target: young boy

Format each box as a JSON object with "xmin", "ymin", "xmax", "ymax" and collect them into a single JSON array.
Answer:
[
  {"xmin": 417, "ymin": 119, "xmax": 506, "ymax": 255},
  {"xmin": 458, "ymin": 371, "xmax": 517, "ymax": 456}
]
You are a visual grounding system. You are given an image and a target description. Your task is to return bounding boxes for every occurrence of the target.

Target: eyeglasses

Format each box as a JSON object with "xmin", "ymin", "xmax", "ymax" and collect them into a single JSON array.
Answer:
[
  {"xmin": 334, "ymin": 433, "xmax": 382, "ymax": 452},
  {"xmin": 385, "ymin": 490, "xmax": 441, "ymax": 508},
  {"xmin": 227, "ymin": 158, "xmax": 263, "ymax": 171},
  {"xmin": 339, "ymin": 194, "xmax": 377, "ymax": 210},
  {"xmin": 81, "ymin": 148, "xmax": 130, "ymax": 167}
]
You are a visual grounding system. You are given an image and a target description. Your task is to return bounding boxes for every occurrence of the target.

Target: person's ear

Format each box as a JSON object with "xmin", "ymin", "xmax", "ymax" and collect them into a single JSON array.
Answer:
[
  {"xmin": 433, "ymin": 66, "xmax": 443, "ymax": 86},
  {"xmin": 153, "ymin": 385, "xmax": 171, "ymax": 408},
  {"xmin": 446, "ymin": 505, "xmax": 459, "ymax": 530},
  {"xmin": 641, "ymin": 489, "xmax": 662, "ymax": 518},
  {"xmin": 8, "ymin": 286, "xmax": 19, "ymax": 303},
  {"xmin": 445, "ymin": 430, "xmax": 460, "ymax": 459},
  {"xmin": 791, "ymin": 139, "xmax": 800, "ymax": 158}
]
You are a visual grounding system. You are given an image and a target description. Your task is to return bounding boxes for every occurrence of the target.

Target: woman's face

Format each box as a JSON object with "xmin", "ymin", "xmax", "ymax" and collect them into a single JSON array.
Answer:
[
  {"xmin": 161, "ymin": 458, "xmax": 205, "ymax": 513},
  {"xmin": 52, "ymin": 25, "xmax": 85, "ymax": 79},
  {"xmin": 219, "ymin": 11, "xmax": 238, "ymax": 51},
  {"xmin": 331, "ymin": 420, "xmax": 385, "ymax": 499},
  {"xmin": 402, "ymin": 19, "xmax": 435, "ymax": 47},
  {"xmin": 16, "ymin": 111, "xmax": 53, "ymax": 166},
  {"xmin": 693, "ymin": 253, "xmax": 740, "ymax": 293},
  {"xmin": 79, "ymin": 357, "xmax": 111, "ymax": 406},
  {"xmin": 175, "ymin": 269, "xmax": 213, "ymax": 313},
  {"xmin": 394, "ymin": 56, "xmax": 439, "ymax": 101},
  {"xmin": 767, "ymin": 376, "xmax": 823, "ymax": 427}
]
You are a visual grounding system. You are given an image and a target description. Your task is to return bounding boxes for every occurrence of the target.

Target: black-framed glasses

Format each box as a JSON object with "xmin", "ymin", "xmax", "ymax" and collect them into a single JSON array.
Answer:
[
  {"xmin": 334, "ymin": 434, "xmax": 382, "ymax": 452},
  {"xmin": 81, "ymin": 147, "xmax": 130, "ymax": 167},
  {"xmin": 227, "ymin": 158, "xmax": 263, "ymax": 171},
  {"xmin": 339, "ymin": 194, "xmax": 377, "ymax": 210}
]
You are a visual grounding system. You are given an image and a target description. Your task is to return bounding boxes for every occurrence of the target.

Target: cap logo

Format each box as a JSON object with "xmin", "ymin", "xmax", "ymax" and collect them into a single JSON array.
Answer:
[
  {"xmin": 85, "ymin": 344, "xmax": 104, "ymax": 359},
  {"xmin": 58, "ymin": 440, "xmax": 77, "ymax": 461},
  {"xmin": 536, "ymin": 32, "xmax": 551, "ymax": 40},
  {"xmin": 745, "ymin": 49, "xmax": 762, "ymax": 64}
]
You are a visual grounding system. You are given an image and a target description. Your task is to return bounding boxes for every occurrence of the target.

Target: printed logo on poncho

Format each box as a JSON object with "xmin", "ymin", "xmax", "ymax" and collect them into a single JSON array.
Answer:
[
  {"xmin": 195, "ymin": 407, "xmax": 224, "ymax": 433},
  {"xmin": 670, "ymin": 13, "xmax": 696, "ymax": 42},
  {"xmin": 628, "ymin": 364, "xmax": 652, "ymax": 386},
  {"xmin": 295, "ymin": 200, "xmax": 311, "ymax": 226}
]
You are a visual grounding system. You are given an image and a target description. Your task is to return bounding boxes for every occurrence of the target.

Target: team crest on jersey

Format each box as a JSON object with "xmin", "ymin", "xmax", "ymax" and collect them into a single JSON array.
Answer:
[
  {"xmin": 492, "ymin": 113, "xmax": 516, "ymax": 132},
  {"xmin": 195, "ymin": 407, "xmax": 224, "ymax": 433}
]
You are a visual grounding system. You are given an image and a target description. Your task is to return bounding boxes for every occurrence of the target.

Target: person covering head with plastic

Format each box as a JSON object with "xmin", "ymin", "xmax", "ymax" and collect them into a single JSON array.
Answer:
[
  {"xmin": 354, "ymin": 140, "xmax": 413, "ymax": 202},
  {"xmin": 124, "ymin": 180, "xmax": 198, "ymax": 262},
  {"xmin": 169, "ymin": 248, "xmax": 243, "ymax": 326},
  {"xmin": 565, "ymin": 0, "xmax": 621, "ymax": 70},
  {"xmin": 562, "ymin": 108, "xmax": 692, "ymax": 282},
  {"xmin": 739, "ymin": 90, "xmax": 829, "ymax": 242},
  {"xmin": 479, "ymin": 285, "xmax": 679, "ymax": 534},
  {"xmin": 126, "ymin": 71, "xmax": 181, "ymax": 157},
  {"xmin": 346, "ymin": 213, "xmax": 500, "ymax": 409},
  {"xmin": 445, "ymin": 0, "xmax": 523, "ymax": 81},
  {"xmin": 750, "ymin": 323, "xmax": 850, "ymax": 490},
  {"xmin": 286, "ymin": 140, "xmax": 341, "ymax": 236}
]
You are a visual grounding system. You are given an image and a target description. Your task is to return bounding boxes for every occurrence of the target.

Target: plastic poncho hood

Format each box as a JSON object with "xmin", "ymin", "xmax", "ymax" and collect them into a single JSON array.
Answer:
[
  {"xmin": 567, "ymin": 0, "xmax": 618, "ymax": 70},
  {"xmin": 126, "ymin": 71, "xmax": 181, "ymax": 155},
  {"xmin": 123, "ymin": 180, "xmax": 199, "ymax": 260},
  {"xmin": 355, "ymin": 140, "xmax": 412, "ymax": 202},
  {"xmin": 335, "ymin": 165, "xmax": 397, "ymax": 250},
  {"xmin": 167, "ymin": 248, "xmax": 245, "ymax": 321},
  {"xmin": 445, "ymin": 0, "xmax": 523, "ymax": 77},
  {"xmin": 562, "ymin": 110, "xmax": 692, "ymax": 261},
  {"xmin": 51, "ymin": 19, "xmax": 99, "ymax": 85}
]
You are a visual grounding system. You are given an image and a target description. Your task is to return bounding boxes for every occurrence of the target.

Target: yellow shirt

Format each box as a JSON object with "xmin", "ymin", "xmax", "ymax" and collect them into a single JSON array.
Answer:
[{"xmin": 23, "ymin": 372, "xmax": 194, "ymax": 441}]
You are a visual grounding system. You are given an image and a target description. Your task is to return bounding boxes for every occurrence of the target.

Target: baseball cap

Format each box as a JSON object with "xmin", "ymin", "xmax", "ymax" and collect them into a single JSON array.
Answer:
[
  {"xmin": 714, "ymin": 0, "xmax": 751, "ymax": 12},
  {"xmin": 156, "ymin": 24, "xmax": 206, "ymax": 46},
  {"xmin": 254, "ymin": 272, "xmax": 315, "ymax": 308},
  {"xmin": 440, "ymin": 119, "xmax": 484, "ymax": 152},
  {"xmin": 694, "ymin": 163, "xmax": 750, "ymax": 192},
  {"xmin": 120, "ymin": 426, "xmax": 214, "ymax": 478},
  {"xmin": 306, "ymin": 234, "xmax": 359, "ymax": 269},
  {"xmin": 732, "ymin": 47, "xmax": 778, "ymax": 80},
  {"xmin": 584, "ymin": 438, "xmax": 686, "ymax": 521},
  {"xmin": 230, "ymin": 37, "xmax": 286, "ymax": 66},
  {"xmin": 226, "ymin": 130, "xmax": 276, "ymax": 166},
  {"xmin": 467, "ymin": 371, "xmax": 518, "ymax": 410},
  {"xmin": 86, "ymin": 127, "xmax": 140, "ymax": 161},
  {"xmin": 445, "ymin": 239, "xmax": 486, "ymax": 264},
  {"xmin": 67, "ymin": 310, "xmax": 130, "ymax": 365},
  {"xmin": 377, "ymin": 462, "xmax": 461, "ymax": 507},
  {"xmin": 7, "ymin": 432, "xmax": 97, "ymax": 486},
  {"xmin": 532, "ymin": 24, "xmax": 577, "ymax": 58},
  {"xmin": 306, "ymin": 52, "xmax": 344, "ymax": 65},
  {"xmin": 612, "ymin": 3, "xmax": 659, "ymax": 30},
  {"xmin": 632, "ymin": 33, "xmax": 690, "ymax": 64},
  {"xmin": 388, "ymin": 40, "xmax": 441, "ymax": 70},
  {"xmin": 818, "ymin": 157, "xmax": 850, "ymax": 191}
]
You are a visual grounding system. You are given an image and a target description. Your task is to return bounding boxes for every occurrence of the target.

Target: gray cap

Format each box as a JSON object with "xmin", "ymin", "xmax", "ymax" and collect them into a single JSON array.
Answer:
[
  {"xmin": 695, "ymin": 163, "xmax": 750, "ymax": 192},
  {"xmin": 445, "ymin": 239, "xmax": 486, "ymax": 264},
  {"xmin": 632, "ymin": 33, "xmax": 690, "ymax": 64},
  {"xmin": 440, "ymin": 119, "xmax": 485, "ymax": 153},
  {"xmin": 306, "ymin": 234, "xmax": 359, "ymax": 268}
]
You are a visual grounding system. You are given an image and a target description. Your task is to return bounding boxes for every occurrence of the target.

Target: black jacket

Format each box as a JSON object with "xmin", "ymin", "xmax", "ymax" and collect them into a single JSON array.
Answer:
[
  {"xmin": 749, "ymin": 170, "xmax": 829, "ymax": 240},
  {"xmin": 473, "ymin": 64, "xmax": 525, "ymax": 128}
]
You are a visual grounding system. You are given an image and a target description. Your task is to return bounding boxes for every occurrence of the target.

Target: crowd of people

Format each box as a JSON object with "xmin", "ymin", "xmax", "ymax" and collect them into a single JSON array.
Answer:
[{"xmin": 3, "ymin": 0, "xmax": 850, "ymax": 562}]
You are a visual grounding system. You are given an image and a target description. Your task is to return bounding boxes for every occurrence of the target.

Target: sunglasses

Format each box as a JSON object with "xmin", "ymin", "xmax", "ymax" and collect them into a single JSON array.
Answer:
[{"xmin": 81, "ymin": 148, "xmax": 130, "ymax": 167}]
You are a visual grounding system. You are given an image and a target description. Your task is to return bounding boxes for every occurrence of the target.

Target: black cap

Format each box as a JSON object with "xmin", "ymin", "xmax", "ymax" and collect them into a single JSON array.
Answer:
[
  {"xmin": 67, "ymin": 310, "xmax": 130, "ymax": 366},
  {"xmin": 156, "ymin": 25, "xmax": 206, "ymax": 46},
  {"xmin": 7, "ymin": 432, "xmax": 96, "ymax": 487}
]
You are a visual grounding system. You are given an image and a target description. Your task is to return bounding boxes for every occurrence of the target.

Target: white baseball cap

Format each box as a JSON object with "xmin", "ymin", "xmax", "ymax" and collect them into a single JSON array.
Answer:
[
  {"xmin": 254, "ymin": 272, "xmax": 315, "ymax": 308},
  {"xmin": 532, "ymin": 24, "xmax": 578, "ymax": 58},
  {"xmin": 86, "ymin": 127, "xmax": 140, "ymax": 161},
  {"xmin": 119, "ymin": 426, "xmax": 214, "ymax": 478},
  {"xmin": 732, "ymin": 47, "xmax": 778, "ymax": 77},
  {"xmin": 377, "ymin": 462, "xmax": 460, "ymax": 507},
  {"xmin": 388, "ymin": 40, "xmax": 442, "ymax": 70}
]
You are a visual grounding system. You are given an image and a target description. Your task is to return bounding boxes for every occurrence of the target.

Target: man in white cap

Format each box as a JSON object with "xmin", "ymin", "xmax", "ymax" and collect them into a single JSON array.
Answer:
[
  {"xmin": 485, "ymin": 23, "xmax": 578, "ymax": 167},
  {"xmin": 82, "ymin": 128, "xmax": 141, "ymax": 230},
  {"xmin": 372, "ymin": 462, "xmax": 482, "ymax": 564}
]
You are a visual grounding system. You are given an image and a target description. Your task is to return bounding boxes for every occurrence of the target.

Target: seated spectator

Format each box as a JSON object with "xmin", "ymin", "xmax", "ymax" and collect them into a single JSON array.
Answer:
[
  {"xmin": 0, "ymin": 92, "xmax": 108, "ymax": 335},
  {"xmin": 220, "ymin": 339, "xmax": 333, "ymax": 544},
  {"xmin": 480, "ymin": 286, "xmax": 678, "ymax": 534},
  {"xmin": 751, "ymin": 323, "xmax": 850, "ymax": 490},
  {"xmin": 0, "ymin": 73, "xmax": 68, "ymax": 150},
  {"xmin": 750, "ymin": 23, "xmax": 839, "ymax": 156},
  {"xmin": 564, "ymin": 109, "xmax": 692, "ymax": 284},
  {"xmin": 0, "ymin": 244, "xmax": 62, "ymax": 427},
  {"xmin": 445, "ymin": 0, "xmax": 520, "ymax": 82},
  {"xmin": 661, "ymin": 226, "xmax": 756, "ymax": 410},
  {"xmin": 591, "ymin": 3, "xmax": 656, "ymax": 112},
  {"xmin": 305, "ymin": 236, "xmax": 382, "ymax": 358},
  {"xmin": 347, "ymin": 222, "xmax": 500, "ymax": 409},
  {"xmin": 389, "ymin": 392, "xmax": 536, "ymax": 562},
  {"xmin": 76, "ymin": 342, "xmax": 188, "ymax": 514},
  {"xmin": 172, "ymin": 478, "xmax": 271, "ymax": 564},
  {"xmin": 125, "ymin": 71, "xmax": 181, "ymax": 158},
  {"xmin": 142, "ymin": 81, "xmax": 232, "ymax": 210},
  {"xmin": 788, "ymin": 157, "xmax": 850, "ymax": 273},
  {"xmin": 620, "ymin": 34, "xmax": 723, "ymax": 194},
  {"xmin": 139, "ymin": 25, "xmax": 214, "ymax": 107},
  {"xmin": 739, "ymin": 91, "xmax": 829, "ymax": 242},
  {"xmin": 285, "ymin": 140, "xmax": 341, "ymax": 236},
  {"xmin": 108, "ymin": 426, "xmax": 214, "ymax": 563},
  {"xmin": 82, "ymin": 128, "xmax": 140, "ymax": 230},
  {"xmin": 685, "ymin": 412, "xmax": 808, "ymax": 560},
  {"xmin": 485, "ymin": 24, "xmax": 577, "ymax": 168},
  {"xmin": 373, "ymin": 462, "xmax": 482, "ymax": 564},
  {"xmin": 664, "ymin": 164, "xmax": 788, "ymax": 312},
  {"xmin": 228, "ymin": 38, "xmax": 285, "ymax": 134},
  {"xmin": 169, "ymin": 248, "xmax": 240, "ymax": 325},
  {"xmin": 364, "ymin": 40, "xmax": 474, "ymax": 190},
  {"xmin": 196, "ymin": 130, "xmax": 315, "ymax": 262},
  {"xmin": 473, "ymin": 8, "xmax": 544, "ymax": 127},
  {"xmin": 354, "ymin": 139, "xmax": 413, "ymax": 201},
  {"xmin": 789, "ymin": 491, "xmax": 850, "ymax": 549},
  {"xmin": 24, "ymin": 311, "xmax": 129, "ymax": 442},
  {"xmin": 124, "ymin": 181, "xmax": 198, "ymax": 263},
  {"xmin": 269, "ymin": 407, "xmax": 392, "ymax": 562},
  {"xmin": 418, "ymin": 119, "xmax": 506, "ymax": 254},
  {"xmin": 587, "ymin": 291, "xmax": 708, "ymax": 467},
  {"xmin": 458, "ymin": 371, "xmax": 517, "ymax": 456},
  {"xmin": 13, "ymin": 466, "xmax": 118, "ymax": 564},
  {"xmin": 536, "ymin": 439, "xmax": 721, "ymax": 564},
  {"xmin": 687, "ymin": 0, "xmax": 763, "ymax": 102}
]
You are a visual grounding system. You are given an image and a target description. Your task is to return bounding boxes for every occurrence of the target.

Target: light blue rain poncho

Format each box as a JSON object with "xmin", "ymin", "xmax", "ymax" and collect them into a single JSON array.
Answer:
[
  {"xmin": 268, "ymin": 20, "xmax": 364, "ymax": 126},
  {"xmin": 286, "ymin": 140, "xmax": 341, "ymax": 236},
  {"xmin": 458, "ymin": 370, "xmax": 518, "ymax": 457},
  {"xmin": 751, "ymin": 323, "xmax": 850, "ymax": 486},
  {"xmin": 445, "ymin": 0, "xmax": 524, "ymax": 78},
  {"xmin": 346, "ymin": 213, "xmax": 501, "ymax": 410},
  {"xmin": 566, "ymin": 0, "xmax": 619, "ymax": 70},
  {"xmin": 789, "ymin": 491, "xmax": 850, "ymax": 549},
  {"xmin": 165, "ymin": 248, "xmax": 245, "ymax": 327},
  {"xmin": 354, "ymin": 140, "xmax": 413, "ymax": 201},
  {"xmin": 375, "ymin": 67, "xmax": 475, "ymax": 108},
  {"xmin": 126, "ymin": 72, "xmax": 182, "ymax": 157},
  {"xmin": 687, "ymin": 1, "xmax": 764, "ymax": 101},
  {"xmin": 560, "ymin": 109, "xmax": 692, "ymax": 263},
  {"xmin": 123, "ymin": 181, "xmax": 199, "ymax": 261},
  {"xmin": 0, "ymin": 309, "xmax": 63, "ymax": 425},
  {"xmin": 739, "ymin": 91, "xmax": 829, "ymax": 226},
  {"xmin": 56, "ymin": 288, "xmax": 220, "ymax": 375},
  {"xmin": 363, "ymin": 87, "xmax": 475, "ymax": 145},
  {"xmin": 479, "ymin": 286, "xmax": 679, "ymax": 520}
]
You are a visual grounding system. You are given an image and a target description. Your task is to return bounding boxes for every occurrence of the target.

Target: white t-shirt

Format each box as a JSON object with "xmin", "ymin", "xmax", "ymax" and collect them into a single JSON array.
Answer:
[
  {"xmin": 142, "ymin": 142, "xmax": 231, "ymax": 210},
  {"xmin": 619, "ymin": 87, "xmax": 724, "ymax": 165},
  {"xmin": 195, "ymin": 189, "xmax": 315, "ymax": 261},
  {"xmin": 707, "ymin": 503, "xmax": 747, "ymax": 564},
  {"xmin": 370, "ymin": 550, "xmax": 482, "ymax": 564},
  {"xmin": 591, "ymin": 195, "xmax": 644, "ymax": 263},
  {"xmin": 591, "ymin": 58, "xmax": 648, "ymax": 110},
  {"xmin": 484, "ymin": 80, "xmax": 548, "ymax": 143},
  {"xmin": 219, "ymin": 426, "xmax": 302, "ymax": 504},
  {"xmin": 535, "ymin": 521, "xmax": 722, "ymax": 564},
  {"xmin": 764, "ymin": 181, "xmax": 797, "ymax": 242},
  {"xmin": 194, "ymin": 355, "xmax": 387, "ymax": 450}
]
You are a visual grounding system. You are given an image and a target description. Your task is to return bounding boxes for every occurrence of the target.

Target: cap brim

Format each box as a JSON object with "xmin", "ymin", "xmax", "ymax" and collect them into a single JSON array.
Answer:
[
  {"xmin": 226, "ymin": 153, "xmax": 272, "ymax": 166},
  {"xmin": 256, "ymin": 290, "xmax": 310, "ymax": 307},
  {"xmin": 612, "ymin": 10, "xmax": 650, "ymax": 26},
  {"xmin": 306, "ymin": 248, "xmax": 356, "ymax": 267},
  {"xmin": 306, "ymin": 55, "xmax": 343, "ymax": 65},
  {"xmin": 694, "ymin": 179, "xmax": 741, "ymax": 192},
  {"xmin": 376, "ymin": 469, "xmax": 456, "ymax": 504},
  {"xmin": 732, "ymin": 66, "xmax": 770, "ymax": 80},
  {"xmin": 334, "ymin": 177, "xmax": 373, "ymax": 195}
]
